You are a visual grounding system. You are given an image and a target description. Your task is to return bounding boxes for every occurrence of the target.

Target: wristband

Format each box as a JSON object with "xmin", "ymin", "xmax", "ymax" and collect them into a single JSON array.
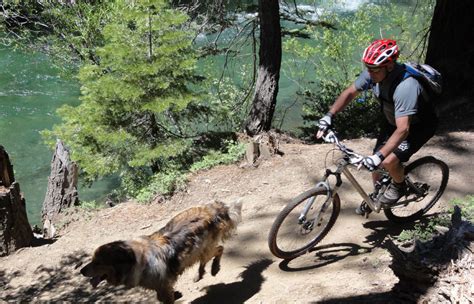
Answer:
[
  {"xmin": 326, "ymin": 112, "xmax": 334, "ymax": 118},
  {"xmin": 375, "ymin": 151, "xmax": 385, "ymax": 161}
]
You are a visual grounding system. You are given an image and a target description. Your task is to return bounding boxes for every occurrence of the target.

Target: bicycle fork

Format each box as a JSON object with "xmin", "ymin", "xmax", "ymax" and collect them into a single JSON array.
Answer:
[{"xmin": 298, "ymin": 169, "xmax": 343, "ymax": 226}]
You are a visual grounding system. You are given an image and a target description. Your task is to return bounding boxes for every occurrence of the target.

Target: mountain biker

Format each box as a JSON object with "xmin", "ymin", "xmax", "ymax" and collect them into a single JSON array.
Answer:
[{"xmin": 316, "ymin": 39, "xmax": 438, "ymax": 213}]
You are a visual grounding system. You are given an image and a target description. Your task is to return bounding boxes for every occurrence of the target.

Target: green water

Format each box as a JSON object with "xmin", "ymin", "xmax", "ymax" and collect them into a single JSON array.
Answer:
[{"xmin": 0, "ymin": 48, "xmax": 118, "ymax": 225}]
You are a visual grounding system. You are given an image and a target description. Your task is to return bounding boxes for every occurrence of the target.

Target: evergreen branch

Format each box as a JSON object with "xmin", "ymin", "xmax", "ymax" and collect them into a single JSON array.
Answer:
[
  {"xmin": 217, "ymin": 18, "xmax": 255, "ymax": 100},
  {"xmin": 280, "ymin": 9, "xmax": 336, "ymax": 30},
  {"xmin": 240, "ymin": 19, "xmax": 257, "ymax": 111}
]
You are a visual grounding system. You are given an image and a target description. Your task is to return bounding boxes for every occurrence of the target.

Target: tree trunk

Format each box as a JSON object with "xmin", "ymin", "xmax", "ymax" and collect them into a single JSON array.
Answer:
[
  {"xmin": 385, "ymin": 206, "xmax": 474, "ymax": 303},
  {"xmin": 0, "ymin": 146, "xmax": 33, "ymax": 256},
  {"xmin": 244, "ymin": 0, "xmax": 281, "ymax": 136},
  {"xmin": 41, "ymin": 140, "xmax": 79, "ymax": 238},
  {"xmin": 425, "ymin": 0, "xmax": 474, "ymax": 101}
]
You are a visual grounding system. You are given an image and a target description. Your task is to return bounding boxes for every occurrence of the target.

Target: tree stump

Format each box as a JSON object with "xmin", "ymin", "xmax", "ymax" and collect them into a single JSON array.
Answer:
[
  {"xmin": 41, "ymin": 140, "xmax": 79, "ymax": 239},
  {"xmin": 385, "ymin": 206, "xmax": 474, "ymax": 303},
  {"xmin": 0, "ymin": 146, "xmax": 33, "ymax": 256},
  {"xmin": 244, "ymin": 131, "xmax": 283, "ymax": 165}
]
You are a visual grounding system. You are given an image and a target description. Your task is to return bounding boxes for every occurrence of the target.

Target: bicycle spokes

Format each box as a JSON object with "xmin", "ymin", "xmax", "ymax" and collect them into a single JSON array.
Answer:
[{"xmin": 384, "ymin": 156, "xmax": 448, "ymax": 223}]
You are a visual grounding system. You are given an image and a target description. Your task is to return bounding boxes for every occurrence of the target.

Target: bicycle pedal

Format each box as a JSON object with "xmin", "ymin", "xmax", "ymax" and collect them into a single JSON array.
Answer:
[{"xmin": 355, "ymin": 202, "xmax": 372, "ymax": 217}]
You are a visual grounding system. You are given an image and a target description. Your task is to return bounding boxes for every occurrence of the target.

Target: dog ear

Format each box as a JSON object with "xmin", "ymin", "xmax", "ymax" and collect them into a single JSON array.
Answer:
[
  {"xmin": 227, "ymin": 199, "xmax": 243, "ymax": 224},
  {"xmin": 74, "ymin": 261, "xmax": 83, "ymax": 270},
  {"xmin": 80, "ymin": 262, "xmax": 92, "ymax": 276},
  {"xmin": 96, "ymin": 241, "xmax": 136, "ymax": 265}
]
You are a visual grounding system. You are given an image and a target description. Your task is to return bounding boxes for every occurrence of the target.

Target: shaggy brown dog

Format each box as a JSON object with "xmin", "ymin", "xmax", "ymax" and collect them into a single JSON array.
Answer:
[{"xmin": 80, "ymin": 200, "xmax": 242, "ymax": 303}]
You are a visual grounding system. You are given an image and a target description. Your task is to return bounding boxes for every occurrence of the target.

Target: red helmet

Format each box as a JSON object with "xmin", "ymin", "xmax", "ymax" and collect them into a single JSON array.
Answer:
[{"xmin": 362, "ymin": 39, "xmax": 399, "ymax": 66}]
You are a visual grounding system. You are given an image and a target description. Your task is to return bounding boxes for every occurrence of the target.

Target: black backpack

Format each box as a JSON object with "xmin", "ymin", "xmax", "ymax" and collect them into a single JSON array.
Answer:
[
  {"xmin": 403, "ymin": 62, "xmax": 442, "ymax": 100},
  {"xmin": 357, "ymin": 62, "xmax": 443, "ymax": 104}
]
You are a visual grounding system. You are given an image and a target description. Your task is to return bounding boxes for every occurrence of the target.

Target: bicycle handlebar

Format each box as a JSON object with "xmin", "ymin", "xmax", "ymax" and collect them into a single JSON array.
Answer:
[{"xmin": 321, "ymin": 129, "xmax": 365, "ymax": 167}]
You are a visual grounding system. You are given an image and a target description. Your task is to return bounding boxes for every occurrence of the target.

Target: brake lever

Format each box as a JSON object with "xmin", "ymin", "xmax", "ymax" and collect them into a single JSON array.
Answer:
[{"xmin": 323, "ymin": 131, "xmax": 336, "ymax": 143}]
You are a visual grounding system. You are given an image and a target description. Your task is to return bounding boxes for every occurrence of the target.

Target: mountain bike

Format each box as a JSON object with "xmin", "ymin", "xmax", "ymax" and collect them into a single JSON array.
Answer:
[{"xmin": 268, "ymin": 128, "xmax": 449, "ymax": 260}]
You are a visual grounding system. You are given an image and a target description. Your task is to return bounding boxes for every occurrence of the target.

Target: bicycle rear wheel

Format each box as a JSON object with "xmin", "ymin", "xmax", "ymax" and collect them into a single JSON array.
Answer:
[
  {"xmin": 268, "ymin": 186, "xmax": 340, "ymax": 260},
  {"xmin": 384, "ymin": 156, "xmax": 449, "ymax": 223}
]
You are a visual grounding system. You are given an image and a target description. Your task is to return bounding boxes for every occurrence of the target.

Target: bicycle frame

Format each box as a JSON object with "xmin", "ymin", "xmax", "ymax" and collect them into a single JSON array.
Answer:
[
  {"xmin": 315, "ymin": 157, "xmax": 382, "ymax": 214},
  {"xmin": 341, "ymin": 164, "xmax": 382, "ymax": 212},
  {"xmin": 306, "ymin": 159, "xmax": 428, "ymax": 221},
  {"xmin": 300, "ymin": 129, "xmax": 431, "ymax": 222},
  {"xmin": 269, "ymin": 129, "xmax": 449, "ymax": 260}
]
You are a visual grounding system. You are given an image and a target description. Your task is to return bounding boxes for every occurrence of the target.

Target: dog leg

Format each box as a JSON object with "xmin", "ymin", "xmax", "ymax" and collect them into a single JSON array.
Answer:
[
  {"xmin": 156, "ymin": 285, "xmax": 176, "ymax": 304},
  {"xmin": 174, "ymin": 291, "xmax": 183, "ymax": 300},
  {"xmin": 194, "ymin": 245, "xmax": 224, "ymax": 282},
  {"xmin": 194, "ymin": 262, "xmax": 206, "ymax": 282},
  {"xmin": 211, "ymin": 246, "xmax": 224, "ymax": 276}
]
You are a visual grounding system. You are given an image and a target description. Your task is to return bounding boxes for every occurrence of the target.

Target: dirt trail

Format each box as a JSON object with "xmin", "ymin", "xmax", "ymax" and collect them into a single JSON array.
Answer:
[{"xmin": 1, "ymin": 131, "xmax": 473, "ymax": 303}]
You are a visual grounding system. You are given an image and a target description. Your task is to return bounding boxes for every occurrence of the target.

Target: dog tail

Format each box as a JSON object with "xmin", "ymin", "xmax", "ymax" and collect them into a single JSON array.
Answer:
[{"xmin": 227, "ymin": 199, "xmax": 243, "ymax": 226}]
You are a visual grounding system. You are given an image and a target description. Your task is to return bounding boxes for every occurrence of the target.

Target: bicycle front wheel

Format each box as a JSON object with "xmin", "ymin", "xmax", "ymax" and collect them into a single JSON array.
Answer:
[
  {"xmin": 384, "ymin": 156, "xmax": 449, "ymax": 223},
  {"xmin": 268, "ymin": 186, "xmax": 340, "ymax": 260}
]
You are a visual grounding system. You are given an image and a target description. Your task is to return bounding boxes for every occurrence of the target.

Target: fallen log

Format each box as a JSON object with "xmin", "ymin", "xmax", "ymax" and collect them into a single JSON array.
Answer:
[{"xmin": 385, "ymin": 206, "xmax": 474, "ymax": 303}]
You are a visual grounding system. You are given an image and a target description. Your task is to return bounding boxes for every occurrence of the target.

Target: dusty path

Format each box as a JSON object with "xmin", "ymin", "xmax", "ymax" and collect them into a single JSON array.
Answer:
[{"xmin": 1, "ymin": 131, "xmax": 473, "ymax": 303}]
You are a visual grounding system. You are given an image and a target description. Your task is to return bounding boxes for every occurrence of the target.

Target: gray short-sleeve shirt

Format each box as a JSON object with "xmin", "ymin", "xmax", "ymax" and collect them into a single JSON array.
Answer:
[{"xmin": 354, "ymin": 63, "xmax": 423, "ymax": 126}]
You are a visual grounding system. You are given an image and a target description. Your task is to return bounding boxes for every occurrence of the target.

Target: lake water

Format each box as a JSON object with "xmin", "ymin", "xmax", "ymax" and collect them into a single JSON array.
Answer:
[
  {"xmin": 0, "ymin": 49, "xmax": 119, "ymax": 225},
  {"xmin": 0, "ymin": 0, "xmax": 420, "ymax": 225}
]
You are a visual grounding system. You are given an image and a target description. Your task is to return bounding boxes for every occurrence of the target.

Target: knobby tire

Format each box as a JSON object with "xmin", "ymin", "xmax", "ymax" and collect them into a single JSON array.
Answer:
[
  {"xmin": 268, "ymin": 186, "xmax": 340, "ymax": 260},
  {"xmin": 384, "ymin": 156, "xmax": 449, "ymax": 223}
]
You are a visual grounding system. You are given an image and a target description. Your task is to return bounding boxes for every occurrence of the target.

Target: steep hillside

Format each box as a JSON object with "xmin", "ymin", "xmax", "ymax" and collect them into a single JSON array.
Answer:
[{"xmin": 1, "ymin": 130, "xmax": 473, "ymax": 303}]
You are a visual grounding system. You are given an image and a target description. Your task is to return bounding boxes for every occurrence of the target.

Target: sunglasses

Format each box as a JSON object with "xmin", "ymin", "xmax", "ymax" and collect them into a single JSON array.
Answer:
[{"xmin": 365, "ymin": 65, "xmax": 383, "ymax": 73}]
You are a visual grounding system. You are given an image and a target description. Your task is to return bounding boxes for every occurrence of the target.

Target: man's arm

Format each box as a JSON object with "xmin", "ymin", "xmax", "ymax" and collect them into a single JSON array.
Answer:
[
  {"xmin": 378, "ymin": 115, "xmax": 410, "ymax": 158},
  {"xmin": 316, "ymin": 84, "xmax": 360, "ymax": 138},
  {"xmin": 328, "ymin": 84, "xmax": 359, "ymax": 115}
]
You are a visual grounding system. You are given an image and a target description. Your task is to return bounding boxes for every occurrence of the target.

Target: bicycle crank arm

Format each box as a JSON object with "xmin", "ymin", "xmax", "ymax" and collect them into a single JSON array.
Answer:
[{"xmin": 385, "ymin": 197, "xmax": 420, "ymax": 208}]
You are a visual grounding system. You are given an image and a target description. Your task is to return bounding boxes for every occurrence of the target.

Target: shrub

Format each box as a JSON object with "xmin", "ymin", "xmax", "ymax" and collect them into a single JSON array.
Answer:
[
  {"xmin": 134, "ymin": 140, "xmax": 245, "ymax": 203},
  {"xmin": 449, "ymin": 195, "xmax": 474, "ymax": 222},
  {"xmin": 79, "ymin": 200, "xmax": 104, "ymax": 210},
  {"xmin": 190, "ymin": 140, "xmax": 246, "ymax": 172},
  {"xmin": 396, "ymin": 195, "xmax": 474, "ymax": 242}
]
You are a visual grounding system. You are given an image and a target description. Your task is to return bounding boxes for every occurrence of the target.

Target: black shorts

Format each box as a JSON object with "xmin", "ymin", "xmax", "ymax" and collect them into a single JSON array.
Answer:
[{"xmin": 374, "ymin": 121, "xmax": 437, "ymax": 163}]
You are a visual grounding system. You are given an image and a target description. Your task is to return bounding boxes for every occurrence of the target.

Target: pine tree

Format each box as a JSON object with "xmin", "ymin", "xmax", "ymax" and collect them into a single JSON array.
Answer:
[{"xmin": 44, "ymin": 0, "xmax": 200, "ymax": 182}]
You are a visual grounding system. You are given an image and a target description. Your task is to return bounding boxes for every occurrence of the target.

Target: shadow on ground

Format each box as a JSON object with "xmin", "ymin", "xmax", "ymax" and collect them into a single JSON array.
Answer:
[
  {"xmin": 0, "ymin": 250, "xmax": 151, "ymax": 302},
  {"xmin": 276, "ymin": 214, "xmax": 426, "ymax": 272},
  {"xmin": 314, "ymin": 291, "xmax": 411, "ymax": 304},
  {"xmin": 303, "ymin": 215, "xmax": 445, "ymax": 304},
  {"xmin": 362, "ymin": 213, "xmax": 443, "ymax": 246},
  {"xmin": 278, "ymin": 242, "xmax": 372, "ymax": 271},
  {"xmin": 190, "ymin": 259, "xmax": 273, "ymax": 304}
]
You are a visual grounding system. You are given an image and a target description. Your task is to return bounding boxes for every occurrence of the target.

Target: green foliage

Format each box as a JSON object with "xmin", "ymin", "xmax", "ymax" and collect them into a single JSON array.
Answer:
[
  {"xmin": 201, "ymin": 75, "xmax": 252, "ymax": 132},
  {"xmin": 282, "ymin": 1, "xmax": 435, "ymax": 139},
  {"xmin": 132, "ymin": 140, "xmax": 245, "ymax": 203},
  {"xmin": 190, "ymin": 140, "xmax": 246, "ymax": 172},
  {"xmin": 0, "ymin": 1, "xmax": 114, "ymax": 73},
  {"xmin": 299, "ymin": 80, "xmax": 382, "ymax": 139},
  {"xmin": 396, "ymin": 217, "xmax": 448, "ymax": 242},
  {"xmin": 42, "ymin": 0, "xmax": 203, "ymax": 184},
  {"xmin": 79, "ymin": 200, "xmax": 104, "ymax": 210},
  {"xmin": 396, "ymin": 195, "xmax": 474, "ymax": 242},
  {"xmin": 135, "ymin": 169, "xmax": 188, "ymax": 203},
  {"xmin": 5, "ymin": 0, "xmax": 249, "ymax": 200},
  {"xmin": 449, "ymin": 195, "xmax": 474, "ymax": 222}
]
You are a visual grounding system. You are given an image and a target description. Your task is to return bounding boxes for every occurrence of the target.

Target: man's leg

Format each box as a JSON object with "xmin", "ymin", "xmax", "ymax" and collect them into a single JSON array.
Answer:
[
  {"xmin": 371, "ymin": 123, "xmax": 394, "ymax": 186},
  {"xmin": 357, "ymin": 124, "xmax": 393, "ymax": 215},
  {"xmin": 376, "ymin": 153, "xmax": 406, "ymax": 205},
  {"xmin": 382, "ymin": 153, "xmax": 404, "ymax": 183},
  {"xmin": 380, "ymin": 120, "xmax": 437, "ymax": 205}
]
